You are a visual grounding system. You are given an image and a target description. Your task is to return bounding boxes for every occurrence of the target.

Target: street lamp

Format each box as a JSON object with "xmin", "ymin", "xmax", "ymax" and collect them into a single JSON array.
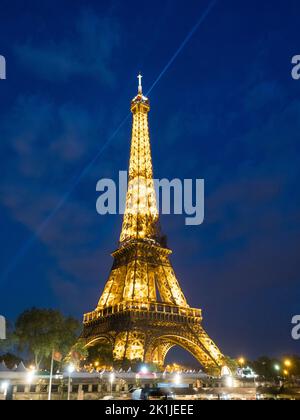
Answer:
[
  {"xmin": 283, "ymin": 369, "xmax": 289, "ymax": 377},
  {"xmin": 284, "ymin": 359, "xmax": 292, "ymax": 368},
  {"xmin": 1, "ymin": 381, "xmax": 13, "ymax": 400},
  {"xmin": 1, "ymin": 381, "xmax": 9, "ymax": 396},
  {"xmin": 274, "ymin": 364, "xmax": 281, "ymax": 372},
  {"xmin": 27, "ymin": 369, "xmax": 36, "ymax": 384},
  {"xmin": 67, "ymin": 364, "xmax": 75, "ymax": 401},
  {"xmin": 109, "ymin": 372, "xmax": 115, "ymax": 396},
  {"xmin": 174, "ymin": 373, "xmax": 181, "ymax": 386},
  {"xmin": 225, "ymin": 375, "xmax": 234, "ymax": 388},
  {"xmin": 238, "ymin": 357, "xmax": 245, "ymax": 366},
  {"xmin": 140, "ymin": 365, "xmax": 149, "ymax": 375}
]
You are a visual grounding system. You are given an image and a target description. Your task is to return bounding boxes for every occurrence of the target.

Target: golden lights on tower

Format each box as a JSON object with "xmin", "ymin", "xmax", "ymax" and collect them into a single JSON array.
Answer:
[{"xmin": 82, "ymin": 75, "xmax": 224, "ymax": 372}]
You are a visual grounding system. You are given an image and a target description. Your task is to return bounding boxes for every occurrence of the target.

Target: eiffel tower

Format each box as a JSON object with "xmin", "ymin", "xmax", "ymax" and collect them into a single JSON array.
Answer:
[{"xmin": 82, "ymin": 75, "xmax": 224, "ymax": 372}]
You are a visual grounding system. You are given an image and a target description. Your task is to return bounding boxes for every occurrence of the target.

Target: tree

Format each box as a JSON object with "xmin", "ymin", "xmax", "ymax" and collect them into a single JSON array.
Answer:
[
  {"xmin": 0, "ymin": 353, "xmax": 23, "ymax": 369},
  {"xmin": 249, "ymin": 355, "xmax": 300, "ymax": 380},
  {"xmin": 249, "ymin": 356, "xmax": 280, "ymax": 379},
  {"xmin": 0, "ymin": 319, "xmax": 18, "ymax": 355},
  {"xmin": 15, "ymin": 308, "xmax": 80, "ymax": 370},
  {"xmin": 67, "ymin": 339, "xmax": 89, "ymax": 369}
]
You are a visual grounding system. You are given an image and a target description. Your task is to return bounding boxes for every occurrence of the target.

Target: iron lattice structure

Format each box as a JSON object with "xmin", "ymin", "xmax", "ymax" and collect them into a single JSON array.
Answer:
[{"xmin": 82, "ymin": 77, "xmax": 224, "ymax": 371}]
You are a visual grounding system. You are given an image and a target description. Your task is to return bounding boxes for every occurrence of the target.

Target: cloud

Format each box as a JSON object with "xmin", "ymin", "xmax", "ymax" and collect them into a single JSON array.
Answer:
[
  {"xmin": 14, "ymin": 10, "xmax": 120, "ymax": 85},
  {"xmin": 0, "ymin": 93, "xmax": 118, "ymax": 310},
  {"xmin": 160, "ymin": 79, "xmax": 300, "ymax": 312}
]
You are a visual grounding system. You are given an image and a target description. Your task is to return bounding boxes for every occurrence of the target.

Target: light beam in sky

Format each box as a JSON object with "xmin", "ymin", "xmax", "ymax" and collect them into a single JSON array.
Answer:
[
  {"xmin": 146, "ymin": 0, "xmax": 218, "ymax": 96},
  {"xmin": 0, "ymin": 0, "xmax": 218, "ymax": 284}
]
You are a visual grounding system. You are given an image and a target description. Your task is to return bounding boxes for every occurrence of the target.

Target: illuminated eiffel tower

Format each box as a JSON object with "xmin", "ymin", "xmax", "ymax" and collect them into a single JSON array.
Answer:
[{"xmin": 82, "ymin": 75, "xmax": 224, "ymax": 371}]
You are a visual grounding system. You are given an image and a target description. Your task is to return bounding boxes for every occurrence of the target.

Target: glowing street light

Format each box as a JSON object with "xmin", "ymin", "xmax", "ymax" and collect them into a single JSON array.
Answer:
[
  {"xmin": 68, "ymin": 364, "xmax": 75, "ymax": 374},
  {"xmin": 67, "ymin": 364, "xmax": 75, "ymax": 401},
  {"xmin": 140, "ymin": 365, "xmax": 149, "ymax": 375},
  {"xmin": 27, "ymin": 369, "xmax": 36, "ymax": 384},
  {"xmin": 109, "ymin": 372, "xmax": 115, "ymax": 395},
  {"xmin": 238, "ymin": 357, "xmax": 245, "ymax": 366},
  {"xmin": 1, "ymin": 381, "xmax": 9, "ymax": 396},
  {"xmin": 274, "ymin": 364, "xmax": 281, "ymax": 372},
  {"xmin": 174, "ymin": 373, "xmax": 181, "ymax": 385},
  {"xmin": 225, "ymin": 375, "xmax": 234, "ymax": 388},
  {"xmin": 284, "ymin": 359, "xmax": 292, "ymax": 368}
]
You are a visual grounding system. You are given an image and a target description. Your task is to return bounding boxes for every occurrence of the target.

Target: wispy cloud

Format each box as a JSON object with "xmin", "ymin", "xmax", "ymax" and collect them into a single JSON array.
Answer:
[
  {"xmin": 0, "ymin": 92, "xmax": 119, "ymax": 311},
  {"xmin": 14, "ymin": 10, "xmax": 120, "ymax": 85}
]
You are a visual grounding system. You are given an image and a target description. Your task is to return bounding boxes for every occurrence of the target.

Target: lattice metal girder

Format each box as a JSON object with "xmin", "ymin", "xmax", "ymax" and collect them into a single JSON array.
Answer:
[
  {"xmin": 97, "ymin": 241, "xmax": 189, "ymax": 309},
  {"xmin": 82, "ymin": 80, "xmax": 224, "ymax": 373}
]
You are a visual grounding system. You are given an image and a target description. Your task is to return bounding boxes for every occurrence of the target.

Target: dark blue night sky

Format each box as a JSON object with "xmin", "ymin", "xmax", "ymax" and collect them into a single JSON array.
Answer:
[{"xmin": 0, "ymin": 0, "xmax": 300, "ymax": 362}]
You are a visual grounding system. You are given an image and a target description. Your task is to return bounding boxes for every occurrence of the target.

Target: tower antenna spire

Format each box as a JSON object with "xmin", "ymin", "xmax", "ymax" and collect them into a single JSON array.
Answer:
[{"xmin": 138, "ymin": 73, "xmax": 143, "ymax": 94}]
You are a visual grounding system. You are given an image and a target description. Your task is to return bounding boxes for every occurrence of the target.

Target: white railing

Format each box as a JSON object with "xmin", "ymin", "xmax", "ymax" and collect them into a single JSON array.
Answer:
[{"xmin": 83, "ymin": 302, "xmax": 202, "ymax": 324}]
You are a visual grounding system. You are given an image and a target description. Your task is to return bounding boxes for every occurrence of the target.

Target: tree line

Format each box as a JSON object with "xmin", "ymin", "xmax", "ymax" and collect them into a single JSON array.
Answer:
[{"xmin": 0, "ymin": 308, "xmax": 87, "ymax": 370}]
